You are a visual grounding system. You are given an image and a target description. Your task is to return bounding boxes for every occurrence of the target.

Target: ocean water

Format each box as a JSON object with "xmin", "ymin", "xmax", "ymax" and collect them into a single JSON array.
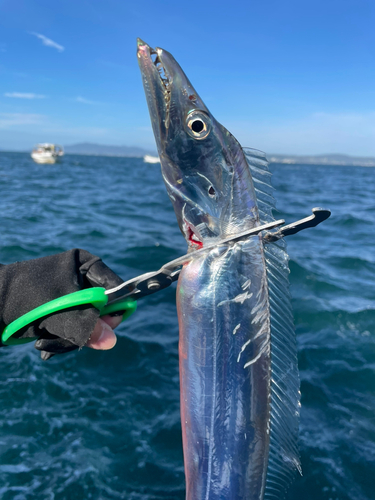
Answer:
[{"xmin": 0, "ymin": 151, "xmax": 374, "ymax": 500}]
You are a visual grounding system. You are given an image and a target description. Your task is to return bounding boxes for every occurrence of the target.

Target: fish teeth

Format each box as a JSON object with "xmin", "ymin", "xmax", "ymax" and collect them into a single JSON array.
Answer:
[
  {"xmin": 153, "ymin": 59, "xmax": 170, "ymax": 91},
  {"xmin": 150, "ymin": 52, "xmax": 171, "ymax": 121}
]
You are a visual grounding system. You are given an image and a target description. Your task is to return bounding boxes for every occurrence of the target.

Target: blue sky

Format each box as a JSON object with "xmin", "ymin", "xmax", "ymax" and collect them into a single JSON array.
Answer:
[{"xmin": 0, "ymin": 0, "xmax": 374, "ymax": 155}]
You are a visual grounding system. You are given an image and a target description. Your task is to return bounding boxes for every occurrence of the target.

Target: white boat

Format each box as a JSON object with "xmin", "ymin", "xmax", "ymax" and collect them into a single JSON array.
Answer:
[
  {"xmin": 31, "ymin": 143, "xmax": 64, "ymax": 164},
  {"xmin": 143, "ymin": 154, "xmax": 160, "ymax": 164}
]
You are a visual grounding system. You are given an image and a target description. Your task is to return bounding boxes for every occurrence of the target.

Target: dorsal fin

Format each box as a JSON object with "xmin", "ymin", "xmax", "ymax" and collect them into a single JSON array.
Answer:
[{"xmin": 244, "ymin": 148, "xmax": 302, "ymax": 499}]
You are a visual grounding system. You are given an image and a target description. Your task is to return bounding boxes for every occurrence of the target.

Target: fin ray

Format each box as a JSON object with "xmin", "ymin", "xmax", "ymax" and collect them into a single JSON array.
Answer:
[{"xmin": 244, "ymin": 148, "xmax": 301, "ymax": 499}]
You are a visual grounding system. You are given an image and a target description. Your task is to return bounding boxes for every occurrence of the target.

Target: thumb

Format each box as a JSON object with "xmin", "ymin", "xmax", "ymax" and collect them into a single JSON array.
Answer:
[{"xmin": 86, "ymin": 318, "xmax": 117, "ymax": 350}]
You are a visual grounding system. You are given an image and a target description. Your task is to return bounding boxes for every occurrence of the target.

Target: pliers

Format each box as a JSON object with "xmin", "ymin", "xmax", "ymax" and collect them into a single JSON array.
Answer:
[{"xmin": 1, "ymin": 208, "xmax": 330, "ymax": 346}]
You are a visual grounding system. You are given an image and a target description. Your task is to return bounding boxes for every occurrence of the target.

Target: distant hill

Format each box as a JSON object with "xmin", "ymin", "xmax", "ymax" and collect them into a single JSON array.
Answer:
[
  {"xmin": 63, "ymin": 145, "xmax": 375, "ymax": 166},
  {"xmin": 64, "ymin": 142, "xmax": 157, "ymax": 157},
  {"xmin": 2, "ymin": 143, "xmax": 374, "ymax": 166},
  {"xmin": 268, "ymin": 153, "xmax": 375, "ymax": 167}
]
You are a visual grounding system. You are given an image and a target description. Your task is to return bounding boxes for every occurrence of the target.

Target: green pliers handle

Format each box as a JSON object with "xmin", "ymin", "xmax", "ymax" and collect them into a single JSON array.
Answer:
[{"xmin": 1, "ymin": 288, "xmax": 137, "ymax": 346}]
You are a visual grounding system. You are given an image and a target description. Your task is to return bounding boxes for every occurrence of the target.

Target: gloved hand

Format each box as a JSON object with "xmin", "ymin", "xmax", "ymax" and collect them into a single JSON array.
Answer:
[{"xmin": 0, "ymin": 249, "xmax": 124, "ymax": 359}]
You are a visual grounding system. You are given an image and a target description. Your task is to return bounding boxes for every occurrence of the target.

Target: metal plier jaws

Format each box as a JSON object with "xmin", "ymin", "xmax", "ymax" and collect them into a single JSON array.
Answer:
[
  {"xmin": 105, "ymin": 207, "xmax": 331, "ymax": 304},
  {"xmin": 263, "ymin": 207, "xmax": 331, "ymax": 242}
]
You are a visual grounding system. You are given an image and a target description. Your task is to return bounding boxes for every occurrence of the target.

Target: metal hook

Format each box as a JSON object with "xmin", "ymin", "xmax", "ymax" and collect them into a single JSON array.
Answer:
[{"xmin": 263, "ymin": 207, "xmax": 331, "ymax": 243}]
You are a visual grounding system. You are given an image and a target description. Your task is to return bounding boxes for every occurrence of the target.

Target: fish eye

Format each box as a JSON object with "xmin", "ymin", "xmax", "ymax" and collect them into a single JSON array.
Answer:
[
  {"xmin": 186, "ymin": 111, "xmax": 211, "ymax": 140},
  {"xmin": 208, "ymin": 186, "xmax": 216, "ymax": 197},
  {"xmin": 192, "ymin": 120, "xmax": 204, "ymax": 133}
]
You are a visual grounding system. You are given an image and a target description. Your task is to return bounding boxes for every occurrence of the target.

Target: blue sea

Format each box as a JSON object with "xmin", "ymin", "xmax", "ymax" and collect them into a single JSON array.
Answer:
[{"xmin": 0, "ymin": 152, "xmax": 374, "ymax": 500}]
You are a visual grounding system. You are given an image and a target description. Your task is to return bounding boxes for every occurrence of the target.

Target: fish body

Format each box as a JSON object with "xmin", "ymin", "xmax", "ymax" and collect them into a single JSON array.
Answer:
[
  {"xmin": 178, "ymin": 237, "xmax": 270, "ymax": 500},
  {"xmin": 137, "ymin": 39, "xmax": 300, "ymax": 500}
]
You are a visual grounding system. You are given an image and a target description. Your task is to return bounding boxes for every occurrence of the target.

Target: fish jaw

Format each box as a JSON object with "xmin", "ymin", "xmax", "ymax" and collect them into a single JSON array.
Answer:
[
  {"xmin": 137, "ymin": 38, "xmax": 208, "ymax": 155},
  {"xmin": 137, "ymin": 38, "xmax": 169, "ymax": 150},
  {"xmin": 137, "ymin": 39, "xmax": 224, "ymax": 248}
]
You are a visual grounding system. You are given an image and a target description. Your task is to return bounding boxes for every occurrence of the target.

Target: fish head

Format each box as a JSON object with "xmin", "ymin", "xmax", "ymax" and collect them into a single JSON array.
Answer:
[{"xmin": 137, "ymin": 38, "xmax": 258, "ymax": 250}]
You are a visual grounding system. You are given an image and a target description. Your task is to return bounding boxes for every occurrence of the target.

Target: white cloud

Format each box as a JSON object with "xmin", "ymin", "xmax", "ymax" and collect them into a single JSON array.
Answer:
[
  {"xmin": 4, "ymin": 92, "xmax": 47, "ymax": 99},
  {"xmin": 75, "ymin": 96, "xmax": 101, "ymax": 105},
  {"xmin": 0, "ymin": 113, "xmax": 45, "ymax": 128},
  {"xmin": 29, "ymin": 32, "xmax": 64, "ymax": 52}
]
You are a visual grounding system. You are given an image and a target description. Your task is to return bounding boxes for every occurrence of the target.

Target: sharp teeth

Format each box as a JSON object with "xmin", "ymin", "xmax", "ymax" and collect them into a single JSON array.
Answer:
[
  {"xmin": 151, "ymin": 54, "xmax": 171, "ymax": 121},
  {"xmin": 154, "ymin": 59, "xmax": 170, "ymax": 89}
]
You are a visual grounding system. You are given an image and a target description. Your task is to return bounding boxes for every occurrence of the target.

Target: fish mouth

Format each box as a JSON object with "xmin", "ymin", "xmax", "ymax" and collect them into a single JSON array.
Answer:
[{"xmin": 137, "ymin": 38, "xmax": 172, "ymax": 130}]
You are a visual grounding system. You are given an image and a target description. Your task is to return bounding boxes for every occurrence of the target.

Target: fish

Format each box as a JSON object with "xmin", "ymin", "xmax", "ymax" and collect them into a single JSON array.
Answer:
[{"xmin": 137, "ymin": 38, "xmax": 301, "ymax": 500}]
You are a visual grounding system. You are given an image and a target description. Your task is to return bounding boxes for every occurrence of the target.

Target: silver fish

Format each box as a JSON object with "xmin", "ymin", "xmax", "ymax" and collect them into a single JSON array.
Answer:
[{"xmin": 137, "ymin": 38, "xmax": 301, "ymax": 500}]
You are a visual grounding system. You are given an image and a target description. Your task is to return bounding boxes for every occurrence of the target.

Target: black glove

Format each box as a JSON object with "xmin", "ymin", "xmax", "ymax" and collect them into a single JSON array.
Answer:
[{"xmin": 0, "ymin": 249, "xmax": 124, "ymax": 359}]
